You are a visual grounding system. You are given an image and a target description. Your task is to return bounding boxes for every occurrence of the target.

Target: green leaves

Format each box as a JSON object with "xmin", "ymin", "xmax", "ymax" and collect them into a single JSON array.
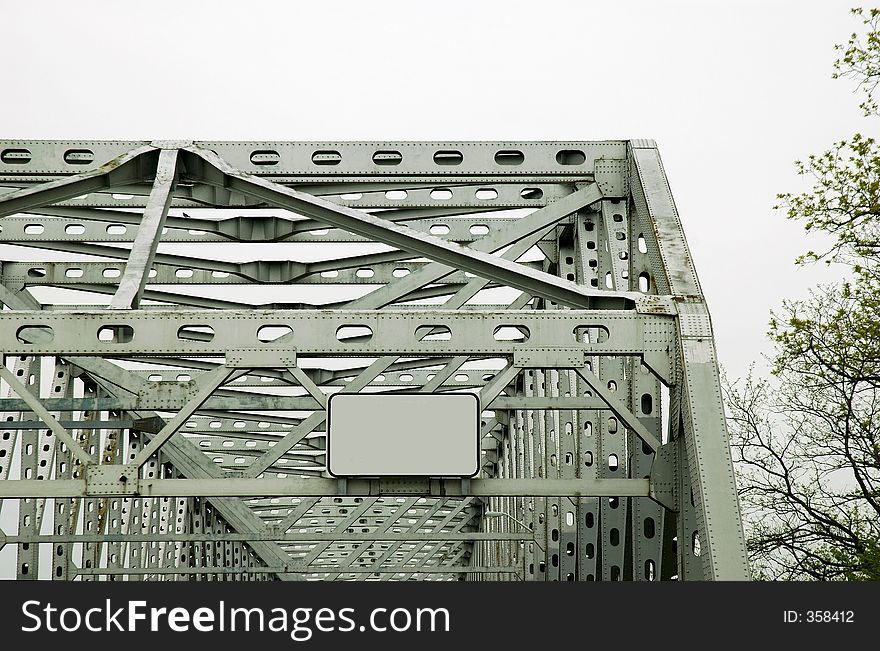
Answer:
[
  {"xmin": 777, "ymin": 134, "xmax": 880, "ymax": 273},
  {"xmin": 770, "ymin": 282, "xmax": 880, "ymax": 385},
  {"xmin": 834, "ymin": 8, "xmax": 880, "ymax": 117},
  {"xmin": 729, "ymin": 7, "xmax": 880, "ymax": 581},
  {"xmin": 824, "ymin": 529, "xmax": 880, "ymax": 581}
]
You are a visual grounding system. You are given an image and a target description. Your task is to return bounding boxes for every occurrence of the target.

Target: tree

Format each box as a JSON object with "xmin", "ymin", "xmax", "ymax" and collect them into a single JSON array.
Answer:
[{"xmin": 725, "ymin": 8, "xmax": 880, "ymax": 581}]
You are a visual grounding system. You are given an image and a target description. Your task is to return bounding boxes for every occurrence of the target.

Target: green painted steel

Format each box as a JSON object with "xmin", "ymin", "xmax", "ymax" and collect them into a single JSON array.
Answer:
[{"xmin": 0, "ymin": 140, "xmax": 749, "ymax": 581}]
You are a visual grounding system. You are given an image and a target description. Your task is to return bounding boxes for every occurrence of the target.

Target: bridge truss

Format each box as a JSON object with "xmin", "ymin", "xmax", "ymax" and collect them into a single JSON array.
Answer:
[{"xmin": 0, "ymin": 139, "xmax": 749, "ymax": 580}]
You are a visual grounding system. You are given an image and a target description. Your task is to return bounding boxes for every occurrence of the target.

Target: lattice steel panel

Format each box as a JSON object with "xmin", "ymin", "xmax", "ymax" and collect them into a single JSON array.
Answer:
[{"xmin": 0, "ymin": 140, "xmax": 749, "ymax": 580}]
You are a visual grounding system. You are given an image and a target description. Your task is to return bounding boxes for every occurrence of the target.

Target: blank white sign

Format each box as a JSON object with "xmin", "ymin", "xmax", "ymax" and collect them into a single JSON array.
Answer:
[{"xmin": 327, "ymin": 393, "xmax": 479, "ymax": 476}]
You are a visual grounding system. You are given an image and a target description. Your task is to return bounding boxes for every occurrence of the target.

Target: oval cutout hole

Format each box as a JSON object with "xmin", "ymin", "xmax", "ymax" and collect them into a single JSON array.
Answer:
[
  {"xmin": 63, "ymin": 149, "xmax": 95, "ymax": 165},
  {"xmin": 520, "ymin": 187, "xmax": 543, "ymax": 200},
  {"xmin": 97, "ymin": 325, "xmax": 134, "ymax": 343},
  {"xmin": 475, "ymin": 188, "xmax": 498, "ymax": 200},
  {"xmin": 392, "ymin": 268, "xmax": 410, "ymax": 277},
  {"xmin": 644, "ymin": 517, "xmax": 656, "ymax": 539},
  {"xmin": 430, "ymin": 188, "xmax": 452, "ymax": 200},
  {"xmin": 177, "ymin": 325, "xmax": 215, "ymax": 342},
  {"xmin": 639, "ymin": 272, "xmax": 650, "ymax": 293},
  {"xmin": 469, "ymin": 224, "xmax": 489, "ymax": 235},
  {"xmin": 493, "ymin": 325, "xmax": 530, "ymax": 342},
  {"xmin": 64, "ymin": 268, "xmax": 83, "ymax": 278},
  {"xmin": 336, "ymin": 325, "xmax": 373, "ymax": 343},
  {"xmin": 16, "ymin": 325, "xmax": 52, "ymax": 344},
  {"xmin": 433, "ymin": 150, "xmax": 463, "ymax": 165},
  {"xmin": 65, "ymin": 224, "xmax": 85, "ymax": 235},
  {"xmin": 106, "ymin": 224, "xmax": 127, "ymax": 235},
  {"xmin": 250, "ymin": 149, "xmax": 280, "ymax": 166},
  {"xmin": 571, "ymin": 325, "xmax": 610, "ymax": 343},
  {"xmin": 641, "ymin": 393, "xmax": 653, "ymax": 414},
  {"xmin": 1, "ymin": 148, "xmax": 32, "ymax": 164},
  {"xmin": 608, "ymin": 453, "xmax": 619, "ymax": 470},
  {"xmin": 556, "ymin": 149, "xmax": 586, "ymax": 165},
  {"xmin": 385, "ymin": 189, "xmax": 407, "ymax": 200},
  {"xmin": 372, "ymin": 150, "xmax": 402, "ymax": 165},
  {"xmin": 494, "ymin": 149, "xmax": 524, "ymax": 165},
  {"xmin": 257, "ymin": 324, "xmax": 292, "ymax": 343},
  {"xmin": 414, "ymin": 324, "xmax": 452, "ymax": 341},
  {"xmin": 429, "ymin": 224, "xmax": 450, "ymax": 235},
  {"xmin": 27, "ymin": 268, "xmax": 46, "ymax": 278},
  {"xmin": 312, "ymin": 150, "xmax": 342, "ymax": 165},
  {"xmin": 24, "ymin": 224, "xmax": 44, "ymax": 235}
]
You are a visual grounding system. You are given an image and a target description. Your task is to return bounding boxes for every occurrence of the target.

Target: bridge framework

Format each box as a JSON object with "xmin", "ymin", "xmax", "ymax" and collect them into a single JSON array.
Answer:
[{"xmin": 0, "ymin": 139, "xmax": 749, "ymax": 581}]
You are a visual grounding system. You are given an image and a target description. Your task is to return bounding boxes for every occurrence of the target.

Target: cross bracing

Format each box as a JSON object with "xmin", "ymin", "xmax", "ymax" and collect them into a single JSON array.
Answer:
[{"xmin": 0, "ymin": 139, "xmax": 749, "ymax": 581}]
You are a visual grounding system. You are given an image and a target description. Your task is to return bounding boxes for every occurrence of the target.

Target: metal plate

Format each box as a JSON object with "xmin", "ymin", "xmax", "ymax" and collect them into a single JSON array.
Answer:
[{"xmin": 327, "ymin": 393, "xmax": 480, "ymax": 477}]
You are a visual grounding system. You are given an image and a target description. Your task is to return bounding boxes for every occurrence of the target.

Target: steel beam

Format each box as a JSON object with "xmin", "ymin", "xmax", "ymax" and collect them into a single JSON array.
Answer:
[
  {"xmin": 110, "ymin": 148, "xmax": 179, "ymax": 309},
  {"xmin": 1, "ymin": 532, "xmax": 529, "ymax": 544},
  {"xmin": 73, "ymin": 565, "xmax": 514, "ymax": 576},
  {"xmin": 0, "ymin": 477, "xmax": 650, "ymax": 498},
  {"xmin": 0, "ymin": 309, "xmax": 675, "ymax": 358},
  {"xmin": 630, "ymin": 141, "xmax": 750, "ymax": 580},
  {"xmin": 0, "ymin": 145, "xmax": 155, "ymax": 217}
]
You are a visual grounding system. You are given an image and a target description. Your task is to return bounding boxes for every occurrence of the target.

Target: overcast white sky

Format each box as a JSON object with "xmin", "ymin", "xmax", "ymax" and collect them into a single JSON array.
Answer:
[{"xmin": 0, "ymin": 0, "xmax": 867, "ymax": 380}]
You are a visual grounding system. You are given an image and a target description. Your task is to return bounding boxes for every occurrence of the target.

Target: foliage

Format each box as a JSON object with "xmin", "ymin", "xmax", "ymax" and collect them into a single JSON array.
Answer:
[
  {"xmin": 834, "ymin": 8, "xmax": 880, "ymax": 117},
  {"xmin": 775, "ymin": 134, "xmax": 880, "ymax": 272},
  {"xmin": 726, "ymin": 286, "xmax": 880, "ymax": 579},
  {"xmin": 727, "ymin": 8, "xmax": 880, "ymax": 581}
]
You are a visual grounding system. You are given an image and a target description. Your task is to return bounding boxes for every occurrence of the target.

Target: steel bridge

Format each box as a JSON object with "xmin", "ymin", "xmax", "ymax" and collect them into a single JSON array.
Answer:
[{"xmin": 0, "ymin": 140, "xmax": 749, "ymax": 581}]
